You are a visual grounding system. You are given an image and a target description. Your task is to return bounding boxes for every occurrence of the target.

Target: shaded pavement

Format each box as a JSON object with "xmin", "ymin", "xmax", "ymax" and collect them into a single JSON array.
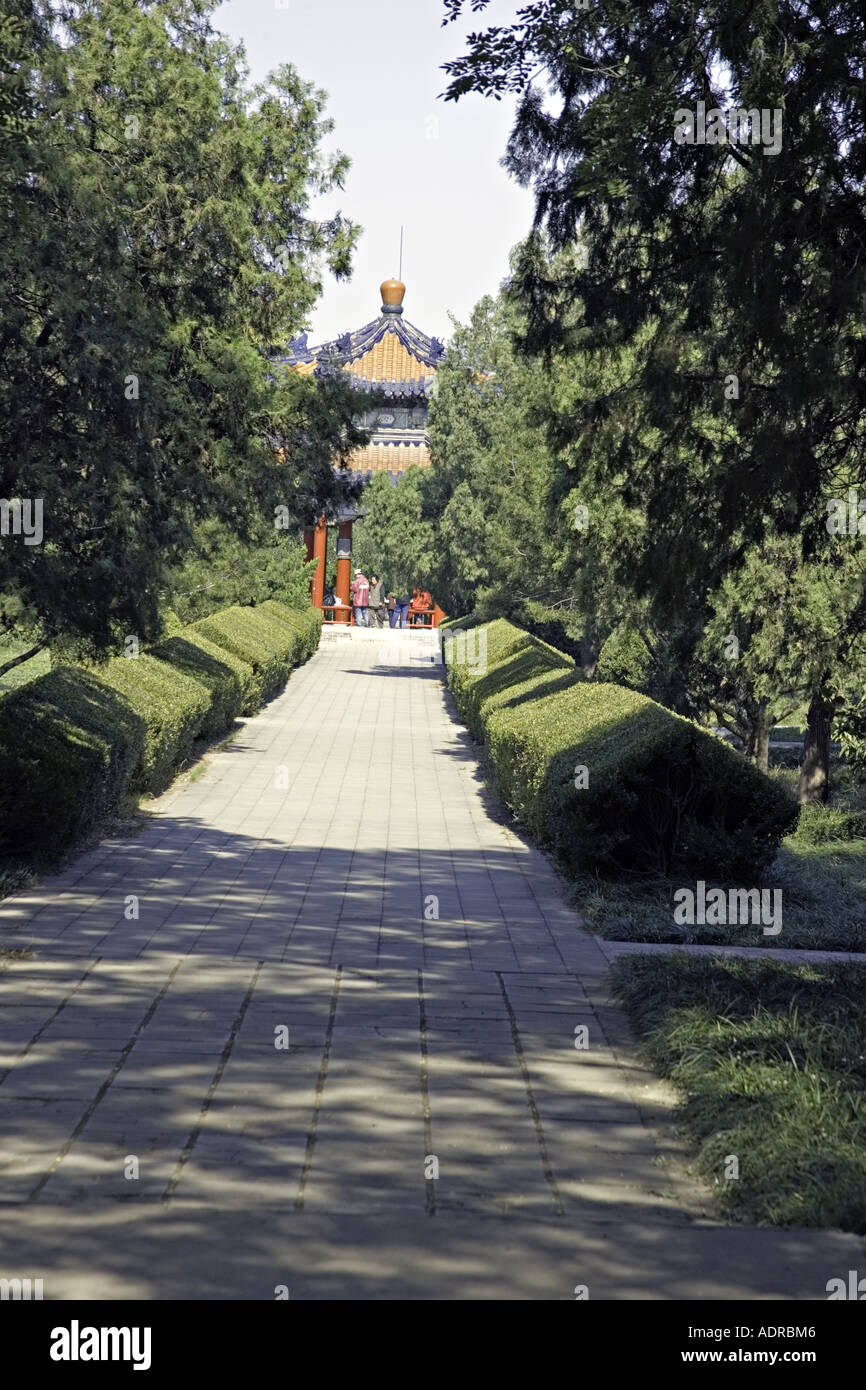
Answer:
[{"xmin": 0, "ymin": 628, "xmax": 862, "ymax": 1298}]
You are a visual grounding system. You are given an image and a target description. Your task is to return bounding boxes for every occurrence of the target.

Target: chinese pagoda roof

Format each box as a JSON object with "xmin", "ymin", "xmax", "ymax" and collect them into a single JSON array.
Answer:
[{"xmin": 274, "ymin": 278, "xmax": 445, "ymax": 396}]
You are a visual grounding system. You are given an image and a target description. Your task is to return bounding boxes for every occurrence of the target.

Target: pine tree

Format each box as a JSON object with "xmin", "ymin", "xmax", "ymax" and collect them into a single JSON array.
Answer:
[{"xmin": 0, "ymin": 0, "xmax": 365, "ymax": 665}]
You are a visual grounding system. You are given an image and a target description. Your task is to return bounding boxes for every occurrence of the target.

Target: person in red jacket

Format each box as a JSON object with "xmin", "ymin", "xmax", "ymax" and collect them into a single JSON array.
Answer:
[
  {"xmin": 351, "ymin": 569, "xmax": 370, "ymax": 627},
  {"xmin": 410, "ymin": 588, "xmax": 433, "ymax": 625}
]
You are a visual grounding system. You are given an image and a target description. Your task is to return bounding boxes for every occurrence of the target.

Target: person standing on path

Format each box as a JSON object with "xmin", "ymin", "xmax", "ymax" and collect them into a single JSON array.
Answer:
[
  {"xmin": 393, "ymin": 589, "xmax": 410, "ymax": 629},
  {"xmin": 368, "ymin": 573, "xmax": 385, "ymax": 628},
  {"xmin": 351, "ymin": 568, "xmax": 370, "ymax": 627}
]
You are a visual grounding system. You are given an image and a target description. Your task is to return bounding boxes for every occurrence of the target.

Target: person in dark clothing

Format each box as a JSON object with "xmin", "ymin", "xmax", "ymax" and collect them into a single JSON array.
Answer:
[
  {"xmin": 393, "ymin": 590, "xmax": 410, "ymax": 629},
  {"xmin": 368, "ymin": 573, "xmax": 385, "ymax": 628}
]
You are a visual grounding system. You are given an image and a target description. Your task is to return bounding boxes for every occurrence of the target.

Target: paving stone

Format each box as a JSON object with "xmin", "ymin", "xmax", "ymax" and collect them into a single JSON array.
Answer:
[{"xmin": 0, "ymin": 627, "xmax": 851, "ymax": 1295}]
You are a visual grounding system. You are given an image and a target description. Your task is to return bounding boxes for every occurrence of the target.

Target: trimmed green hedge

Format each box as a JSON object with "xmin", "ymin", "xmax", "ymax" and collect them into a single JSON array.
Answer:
[
  {"xmin": 0, "ymin": 601, "xmax": 320, "ymax": 861},
  {"xmin": 99, "ymin": 653, "xmax": 211, "ymax": 796},
  {"xmin": 445, "ymin": 618, "xmax": 576, "ymax": 740},
  {"xmin": 0, "ymin": 668, "xmax": 145, "ymax": 858},
  {"xmin": 193, "ymin": 604, "xmax": 313, "ymax": 713},
  {"xmin": 445, "ymin": 618, "xmax": 798, "ymax": 878},
  {"xmin": 150, "ymin": 630, "xmax": 253, "ymax": 738},
  {"xmin": 259, "ymin": 600, "xmax": 322, "ymax": 661}
]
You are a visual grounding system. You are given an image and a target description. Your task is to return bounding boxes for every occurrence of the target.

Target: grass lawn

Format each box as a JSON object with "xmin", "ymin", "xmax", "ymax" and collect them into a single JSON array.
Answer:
[
  {"xmin": 569, "ymin": 759, "xmax": 866, "ymax": 952},
  {"xmin": 0, "ymin": 640, "xmax": 50, "ymax": 695},
  {"xmin": 611, "ymin": 953, "xmax": 866, "ymax": 1230}
]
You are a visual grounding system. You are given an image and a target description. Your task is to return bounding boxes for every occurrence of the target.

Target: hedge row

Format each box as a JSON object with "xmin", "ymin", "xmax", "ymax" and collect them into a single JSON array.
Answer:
[
  {"xmin": 0, "ymin": 600, "xmax": 322, "ymax": 860},
  {"xmin": 445, "ymin": 617, "xmax": 576, "ymax": 741},
  {"xmin": 444, "ymin": 618, "xmax": 799, "ymax": 878},
  {"xmin": 443, "ymin": 603, "xmax": 587, "ymax": 666}
]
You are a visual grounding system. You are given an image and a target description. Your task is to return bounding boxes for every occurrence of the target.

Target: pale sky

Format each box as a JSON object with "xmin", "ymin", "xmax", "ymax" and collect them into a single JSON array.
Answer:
[{"xmin": 214, "ymin": 0, "xmax": 534, "ymax": 346}]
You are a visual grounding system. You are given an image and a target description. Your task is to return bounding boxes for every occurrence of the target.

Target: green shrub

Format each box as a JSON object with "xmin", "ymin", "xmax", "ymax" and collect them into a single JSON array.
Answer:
[
  {"xmin": 446, "ymin": 618, "xmax": 577, "ymax": 740},
  {"xmin": 193, "ymin": 606, "xmax": 298, "ymax": 712},
  {"xmin": 835, "ymin": 695, "xmax": 866, "ymax": 776},
  {"xmin": 258, "ymin": 600, "xmax": 322, "ymax": 660},
  {"xmin": 595, "ymin": 622, "xmax": 651, "ymax": 689},
  {"xmin": 151, "ymin": 630, "xmax": 251, "ymax": 737},
  {"xmin": 0, "ymin": 600, "xmax": 319, "ymax": 862},
  {"xmin": 446, "ymin": 618, "xmax": 799, "ymax": 878},
  {"xmin": 98, "ymin": 654, "xmax": 210, "ymax": 795},
  {"xmin": 0, "ymin": 667, "xmax": 145, "ymax": 859}
]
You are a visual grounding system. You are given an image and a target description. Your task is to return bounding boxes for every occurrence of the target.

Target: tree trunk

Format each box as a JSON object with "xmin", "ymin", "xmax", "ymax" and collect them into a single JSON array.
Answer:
[
  {"xmin": 580, "ymin": 638, "xmax": 598, "ymax": 675},
  {"xmin": 746, "ymin": 705, "xmax": 771, "ymax": 772},
  {"xmin": 0, "ymin": 636, "xmax": 48, "ymax": 678},
  {"xmin": 799, "ymin": 688, "xmax": 832, "ymax": 804}
]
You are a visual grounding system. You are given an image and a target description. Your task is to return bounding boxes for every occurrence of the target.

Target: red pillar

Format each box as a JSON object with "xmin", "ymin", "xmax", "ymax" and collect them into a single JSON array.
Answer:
[
  {"xmin": 303, "ymin": 525, "xmax": 316, "ymax": 566},
  {"xmin": 310, "ymin": 515, "xmax": 327, "ymax": 609},
  {"xmin": 335, "ymin": 519, "xmax": 353, "ymax": 624}
]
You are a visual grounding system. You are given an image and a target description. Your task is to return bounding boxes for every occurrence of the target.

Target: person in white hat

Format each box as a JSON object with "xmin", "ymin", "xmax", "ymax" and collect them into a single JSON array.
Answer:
[{"xmin": 350, "ymin": 568, "xmax": 370, "ymax": 627}]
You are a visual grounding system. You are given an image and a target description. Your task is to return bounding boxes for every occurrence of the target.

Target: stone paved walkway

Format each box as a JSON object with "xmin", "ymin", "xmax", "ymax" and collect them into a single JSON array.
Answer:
[{"xmin": 0, "ymin": 627, "xmax": 862, "ymax": 1298}]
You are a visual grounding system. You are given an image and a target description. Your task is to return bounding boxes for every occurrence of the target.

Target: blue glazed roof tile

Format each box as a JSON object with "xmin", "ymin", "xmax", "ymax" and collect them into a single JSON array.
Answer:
[{"xmin": 279, "ymin": 308, "xmax": 445, "ymax": 375}]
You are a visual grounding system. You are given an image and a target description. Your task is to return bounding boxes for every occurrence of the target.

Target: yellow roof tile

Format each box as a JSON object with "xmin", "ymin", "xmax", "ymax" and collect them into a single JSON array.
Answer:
[
  {"xmin": 347, "ymin": 333, "xmax": 434, "ymax": 384},
  {"xmin": 349, "ymin": 441, "xmax": 431, "ymax": 473}
]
